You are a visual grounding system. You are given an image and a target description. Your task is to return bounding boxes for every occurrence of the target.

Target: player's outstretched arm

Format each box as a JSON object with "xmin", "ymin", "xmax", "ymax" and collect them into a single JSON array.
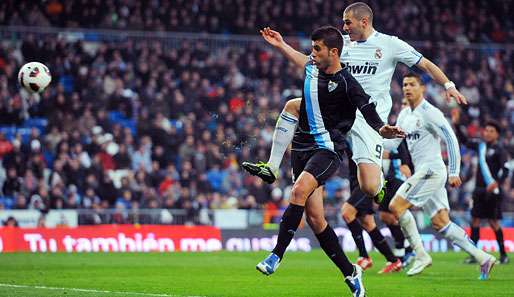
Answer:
[
  {"xmin": 260, "ymin": 27, "xmax": 308, "ymax": 69},
  {"xmin": 378, "ymin": 124, "xmax": 406, "ymax": 139},
  {"xmin": 416, "ymin": 57, "xmax": 467, "ymax": 105}
]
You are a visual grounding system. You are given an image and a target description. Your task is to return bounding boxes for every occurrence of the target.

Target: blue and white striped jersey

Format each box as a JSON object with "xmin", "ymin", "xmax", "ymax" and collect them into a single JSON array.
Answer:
[{"xmin": 292, "ymin": 61, "xmax": 384, "ymax": 154}]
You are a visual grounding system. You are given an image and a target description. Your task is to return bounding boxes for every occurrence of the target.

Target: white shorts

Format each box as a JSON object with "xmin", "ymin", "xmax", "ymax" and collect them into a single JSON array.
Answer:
[
  {"xmin": 396, "ymin": 167, "xmax": 450, "ymax": 218},
  {"xmin": 347, "ymin": 116, "xmax": 384, "ymax": 166}
]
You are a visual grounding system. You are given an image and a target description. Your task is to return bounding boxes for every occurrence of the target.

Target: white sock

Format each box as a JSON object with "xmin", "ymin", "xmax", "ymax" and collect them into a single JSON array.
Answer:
[
  {"xmin": 267, "ymin": 111, "xmax": 298, "ymax": 172},
  {"xmin": 404, "ymin": 239, "xmax": 411, "ymax": 249},
  {"xmin": 439, "ymin": 222, "xmax": 489, "ymax": 264},
  {"xmin": 399, "ymin": 210, "xmax": 426, "ymax": 256}
]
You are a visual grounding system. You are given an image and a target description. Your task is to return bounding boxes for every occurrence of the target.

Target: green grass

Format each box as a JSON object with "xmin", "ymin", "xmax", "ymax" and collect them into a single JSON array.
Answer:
[{"xmin": 0, "ymin": 251, "xmax": 512, "ymax": 297}]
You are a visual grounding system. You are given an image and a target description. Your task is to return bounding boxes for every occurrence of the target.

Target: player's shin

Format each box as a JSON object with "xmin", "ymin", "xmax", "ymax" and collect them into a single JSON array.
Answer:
[
  {"xmin": 470, "ymin": 226, "xmax": 480, "ymax": 245},
  {"xmin": 494, "ymin": 228, "xmax": 506, "ymax": 256},
  {"xmin": 316, "ymin": 225, "xmax": 354, "ymax": 277},
  {"xmin": 369, "ymin": 228, "xmax": 397, "ymax": 263},
  {"xmin": 347, "ymin": 220, "xmax": 369, "ymax": 259},
  {"xmin": 439, "ymin": 222, "xmax": 489, "ymax": 264},
  {"xmin": 271, "ymin": 203, "xmax": 304, "ymax": 259},
  {"xmin": 387, "ymin": 224, "xmax": 406, "ymax": 255},
  {"xmin": 399, "ymin": 210, "xmax": 425, "ymax": 256},
  {"xmin": 267, "ymin": 111, "xmax": 298, "ymax": 173}
]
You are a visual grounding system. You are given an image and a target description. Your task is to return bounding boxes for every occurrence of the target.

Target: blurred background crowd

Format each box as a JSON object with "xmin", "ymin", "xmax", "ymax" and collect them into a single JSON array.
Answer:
[
  {"xmin": 0, "ymin": 0, "xmax": 512, "ymax": 222},
  {"xmin": 1, "ymin": 0, "xmax": 513, "ymax": 43}
]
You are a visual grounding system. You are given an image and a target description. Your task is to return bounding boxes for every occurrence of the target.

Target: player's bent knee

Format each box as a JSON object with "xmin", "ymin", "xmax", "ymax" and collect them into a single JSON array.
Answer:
[
  {"xmin": 361, "ymin": 218, "xmax": 376, "ymax": 231},
  {"xmin": 284, "ymin": 98, "xmax": 301, "ymax": 117},
  {"xmin": 359, "ymin": 183, "xmax": 378, "ymax": 197},
  {"xmin": 357, "ymin": 163, "xmax": 382, "ymax": 196},
  {"xmin": 290, "ymin": 185, "xmax": 309, "ymax": 204},
  {"xmin": 358, "ymin": 178, "xmax": 381, "ymax": 197},
  {"xmin": 431, "ymin": 220, "xmax": 446, "ymax": 232},
  {"xmin": 341, "ymin": 203, "xmax": 357, "ymax": 223},
  {"xmin": 306, "ymin": 214, "xmax": 327, "ymax": 234},
  {"xmin": 341, "ymin": 209, "xmax": 356, "ymax": 223},
  {"xmin": 379, "ymin": 212, "xmax": 395, "ymax": 225}
]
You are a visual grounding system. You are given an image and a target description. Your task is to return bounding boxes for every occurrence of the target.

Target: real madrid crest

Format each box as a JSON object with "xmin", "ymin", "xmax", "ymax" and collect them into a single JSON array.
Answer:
[{"xmin": 375, "ymin": 48, "xmax": 382, "ymax": 59}]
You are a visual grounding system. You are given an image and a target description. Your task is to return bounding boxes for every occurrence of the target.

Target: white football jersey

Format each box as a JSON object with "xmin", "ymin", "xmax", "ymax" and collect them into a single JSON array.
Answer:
[
  {"xmin": 341, "ymin": 31, "xmax": 422, "ymax": 121},
  {"xmin": 384, "ymin": 100, "xmax": 461, "ymax": 177}
]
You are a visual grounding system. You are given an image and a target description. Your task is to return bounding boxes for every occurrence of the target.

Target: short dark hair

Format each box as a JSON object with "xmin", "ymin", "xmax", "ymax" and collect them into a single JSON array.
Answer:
[
  {"xmin": 485, "ymin": 120, "xmax": 502, "ymax": 133},
  {"xmin": 311, "ymin": 26, "xmax": 343, "ymax": 56},
  {"xmin": 344, "ymin": 2, "xmax": 373, "ymax": 24},
  {"xmin": 403, "ymin": 72, "xmax": 424, "ymax": 85}
]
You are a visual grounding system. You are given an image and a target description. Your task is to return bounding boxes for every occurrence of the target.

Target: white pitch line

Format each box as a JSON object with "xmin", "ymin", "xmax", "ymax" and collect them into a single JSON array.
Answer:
[{"xmin": 0, "ymin": 283, "xmax": 207, "ymax": 297}]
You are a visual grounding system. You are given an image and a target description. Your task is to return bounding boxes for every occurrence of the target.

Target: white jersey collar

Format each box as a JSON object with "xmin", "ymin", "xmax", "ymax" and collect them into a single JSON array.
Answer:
[{"xmin": 356, "ymin": 29, "xmax": 377, "ymax": 43}]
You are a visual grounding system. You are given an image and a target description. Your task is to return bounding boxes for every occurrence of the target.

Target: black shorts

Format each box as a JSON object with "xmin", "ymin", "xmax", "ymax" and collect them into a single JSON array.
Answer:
[
  {"xmin": 291, "ymin": 149, "xmax": 341, "ymax": 186},
  {"xmin": 347, "ymin": 190, "xmax": 375, "ymax": 215},
  {"xmin": 378, "ymin": 178, "xmax": 404, "ymax": 212},
  {"xmin": 471, "ymin": 189, "xmax": 503, "ymax": 219}
]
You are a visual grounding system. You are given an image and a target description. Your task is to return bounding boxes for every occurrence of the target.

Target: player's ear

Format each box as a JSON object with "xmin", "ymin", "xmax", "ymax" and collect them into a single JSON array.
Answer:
[{"xmin": 359, "ymin": 16, "xmax": 366, "ymax": 27}]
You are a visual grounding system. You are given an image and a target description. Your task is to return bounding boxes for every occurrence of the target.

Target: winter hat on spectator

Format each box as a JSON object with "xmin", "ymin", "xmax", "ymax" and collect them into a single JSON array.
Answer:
[
  {"xmin": 29, "ymin": 194, "xmax": 44, "ymax": 210},
  {"xmin": 226, "ymin": 196, "xmax": 239, "ymax": 208},
  {"xmin": 271, "ymin": 188, "xmax": 282, "ymax": 201},
  {"xmin": 30, "ymin": 139, "xmax": 41, "ymax": 151},
  {"xmin": 12, "ymin": 138, "xmax": 21, "ymax": 149},
  {"xmin": 92, "ymin": 126, "xmax": 103, "ymax": 135},
  {"xmin": 102, "ymin": 133, "xmax": 119, "ymax": 155},
  {"xmin": 68, "ymin": 184, "xmax": 78, "ymax": 193}
]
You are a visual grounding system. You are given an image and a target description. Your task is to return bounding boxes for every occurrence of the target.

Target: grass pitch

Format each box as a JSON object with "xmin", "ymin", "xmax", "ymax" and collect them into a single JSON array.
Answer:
[{"xmin": 0, "ymin": 251, "xmax": 512, "ymax": 297}]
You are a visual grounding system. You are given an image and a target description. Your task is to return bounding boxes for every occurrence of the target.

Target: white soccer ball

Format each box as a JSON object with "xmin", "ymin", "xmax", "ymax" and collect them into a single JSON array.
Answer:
[{"xmin": 18, "ymin": 62, "xmax": 52, "ymax": 93}]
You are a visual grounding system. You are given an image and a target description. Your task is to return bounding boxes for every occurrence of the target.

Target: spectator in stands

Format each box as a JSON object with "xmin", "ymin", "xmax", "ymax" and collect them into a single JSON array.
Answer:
[{"xmin": 3, "ymin": 216, "xmax": 18, "ymax": 227}]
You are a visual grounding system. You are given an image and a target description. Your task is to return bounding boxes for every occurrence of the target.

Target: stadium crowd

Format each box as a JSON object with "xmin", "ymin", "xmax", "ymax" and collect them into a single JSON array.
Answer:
[
  {"xmin": 1, "ymin": 0, "xmax": 513, "ymax": 44},
  {"xmin": 0, "ymin": 1, "xmax": 512, "ymax": 222}
]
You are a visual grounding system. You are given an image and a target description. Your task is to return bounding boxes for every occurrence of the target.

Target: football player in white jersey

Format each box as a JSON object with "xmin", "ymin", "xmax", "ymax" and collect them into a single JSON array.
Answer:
[
  {"xmin": 386, "ymin": 73, "xmax": 496, "ymax": 279},
  {"xmin": 242, "ymin": 1, "xmax": 467, "ymax": 272}
]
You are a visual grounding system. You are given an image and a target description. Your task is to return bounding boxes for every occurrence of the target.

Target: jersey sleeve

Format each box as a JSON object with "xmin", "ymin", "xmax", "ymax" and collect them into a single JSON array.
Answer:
[
  {"xmin": 343, "ymin": 73, "xmax": 384, "ymax": 132},
  {"xmin": 391, "ymin": 36, "xmax": 423, "ymax": 67},
  {"xmin": 425, "ymin": 109, "xmax": 461, "ymax": 177}
]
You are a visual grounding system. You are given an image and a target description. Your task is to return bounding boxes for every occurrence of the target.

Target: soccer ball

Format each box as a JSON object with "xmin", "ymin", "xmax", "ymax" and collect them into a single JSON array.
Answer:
[{"xmin": 18, "ymin": 62, "xmax": 52, "ymax": 93}]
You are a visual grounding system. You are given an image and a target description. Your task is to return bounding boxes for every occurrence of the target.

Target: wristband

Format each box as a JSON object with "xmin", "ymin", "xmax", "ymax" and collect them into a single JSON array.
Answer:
[{"xmin": 444, "ymin": 81, "xmax": 456, "ymax": 90}]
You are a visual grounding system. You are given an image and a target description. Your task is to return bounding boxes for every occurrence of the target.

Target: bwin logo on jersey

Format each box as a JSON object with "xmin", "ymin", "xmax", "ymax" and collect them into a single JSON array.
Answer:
[
  {"xmin": 407, "ymin": 133, "xmax": 420, "ymax": 140},
  {"xmin": 345, "ymin": 62, "xmax": 378, "ymax": 75},
  {"xmin": 328, "ymin": 80, "xmax": 338, "ymax": 92}
]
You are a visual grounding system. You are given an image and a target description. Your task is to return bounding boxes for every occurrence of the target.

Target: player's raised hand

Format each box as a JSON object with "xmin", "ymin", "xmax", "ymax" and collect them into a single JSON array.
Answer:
[
  {"xmin": 448, "ymin": 176, "xmax": 462, "ymax": 188},
  {"xmin": 486, "ymin": 181, "xmax": 499, "ymax": 193},
  {"xmin": 379, "ymin": 125, "xmax": 406, "ymax": 139},
  {"xmin": 260, "ymin": 27, "xmax": 284, "ymax": 48},
  {"xmin": 446, "ymin": 87, "xmax": 468, "ymax": 105}
]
